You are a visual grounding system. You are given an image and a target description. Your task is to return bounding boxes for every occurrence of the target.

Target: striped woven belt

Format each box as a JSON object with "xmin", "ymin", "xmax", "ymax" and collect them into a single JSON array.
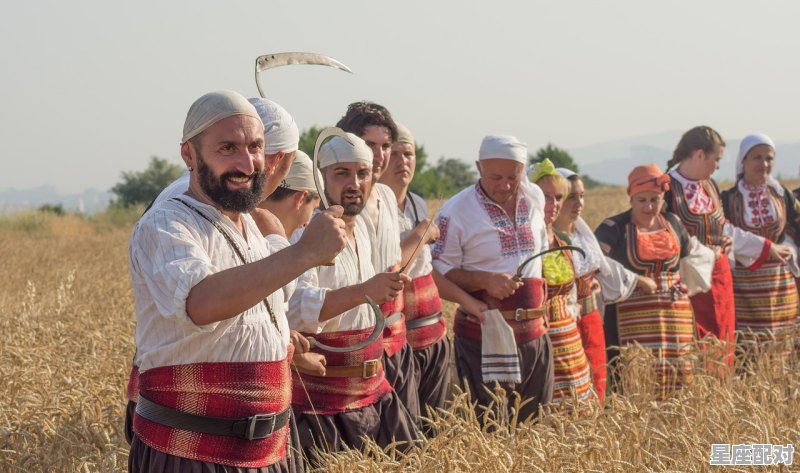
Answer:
[{"xmin": 577, "ymin": 295, "xmax": 597, "ymax": 315}]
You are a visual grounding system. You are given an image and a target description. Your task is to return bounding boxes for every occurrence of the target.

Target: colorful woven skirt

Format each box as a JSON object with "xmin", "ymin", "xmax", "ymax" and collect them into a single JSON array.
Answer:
[
  {"xmin": 732, "ymin": 261, "xmax": 799, "ymax": 346},
  {"xmin": 547, "ymin": 294, "xmax": 593, "ymax": 405},
  {"xmin": 616, "ymin": 290, "xmax": 695, "ymax": 399}
]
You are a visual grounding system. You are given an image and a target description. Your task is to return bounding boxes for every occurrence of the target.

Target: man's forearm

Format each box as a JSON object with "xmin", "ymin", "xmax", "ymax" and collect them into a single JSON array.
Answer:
[
  {"xmin": 186, "ymin": 244, "xmax": 316, "ymax": 326},
  {"xmin": 442, "ymin": 268, "xmax": 489, "ymax": 293},
  {"xmin": 317, "ymin": 284, "xmax": 367, "ymax": 322},
  {"xmin": 432, "ymin": 269, "xmax": 477, "ymax": 304}
]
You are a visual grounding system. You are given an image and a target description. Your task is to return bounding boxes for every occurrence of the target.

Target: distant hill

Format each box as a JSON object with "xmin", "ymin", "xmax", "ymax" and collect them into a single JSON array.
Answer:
[
  {"xmin": 569, "ymin": 133, "xmax": 800, "ymax": 185},
  {"xmin": 0, "ymin": 186, "xmax": 112, "ymax": 214}
]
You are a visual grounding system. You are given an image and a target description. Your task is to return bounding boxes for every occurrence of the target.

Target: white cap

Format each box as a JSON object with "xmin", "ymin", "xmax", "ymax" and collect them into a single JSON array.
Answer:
[
  {"xmin": 318, "ymin": 133, "xmax": 373, "ymax": 169},
  {"xmin": 248, "ymin": 98, "xmax": 300, "ymax": 154},
  {"xmin": 181, "ymin": 90, "xmax": 261, "ymax": 144},
  {"xmin": 281, "ymin": 150, "xmax": 322, "ymax": 193},
  {"xmin": 395, "ymin": 122, "xmax": 415, "ymax": 147},
  {"xmin": 479, "ymin": 135, "xmax": 527, "ymax": 164}
]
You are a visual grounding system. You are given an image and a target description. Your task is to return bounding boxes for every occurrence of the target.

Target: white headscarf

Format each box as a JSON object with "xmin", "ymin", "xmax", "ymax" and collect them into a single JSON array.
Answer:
[
  {"xmin": 281, "ymin": 150, "xmax": 322, "ymax": 193},
  {"xmin": 479, "ymin": 135, "xmax": 527, "ymax": 164},
  {"xmin": 736, "ymin": 133, "xmax": 784, "ymax": 196},
  {"xmin": 181, "ymin": 90, "xmax": 261, "ymax": 144},
  {"xmin": 556, "ymin": 167, "xmax": 577, "ymax": 179},
  {"xmin": 395, "ymin": 122, "xmax": 415, "ymax": 148},
  {"xmin": 318, "ymin": 133, "xmax": 373, "ymax": 169},
  {"xmin": 248, "ymin": 98, "xmax": 300, "ymax": 155}
]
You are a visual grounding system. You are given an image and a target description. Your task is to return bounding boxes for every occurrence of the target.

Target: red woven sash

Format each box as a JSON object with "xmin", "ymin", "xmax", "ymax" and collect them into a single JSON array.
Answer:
[
  {"xmin": 292, "ymin": 326, "xmax": 393, "ymax": 415},
  {"xmin": 380, "ymin": 293, "xmax": 407, "ymax": 356},
  {"xmin": 403, "ymin": 273, "xmax": 446, "ymax": 349},
  {"xmin": 132, "ymin": 352, "xmax": 292, "ymax": 468},
  {"xmin": 455, "ymin": 277, "xmax": 548, "ymax": 344}
]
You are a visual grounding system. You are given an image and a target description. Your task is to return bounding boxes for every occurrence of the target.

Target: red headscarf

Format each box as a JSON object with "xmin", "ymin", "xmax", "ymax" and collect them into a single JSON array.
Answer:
[{"xmin": 627, "ymin": 163, "xmax": 670, "ymax": 196}]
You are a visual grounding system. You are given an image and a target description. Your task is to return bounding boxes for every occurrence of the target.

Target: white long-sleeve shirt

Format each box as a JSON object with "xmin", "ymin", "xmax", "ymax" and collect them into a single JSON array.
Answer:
[
  {"xmin": 398, "ymin": 191, "xmax": 433, "ymax": 279},
  {"xmin": 362, "ymin": 183, "xmax": 403, "ymax": 273},
  {"xmin": 287, "ymin": 215, "xmax": 377, "ymax": 334},
  {"xmin": 129, "ymin": 195, "xmax": 290, "ymax": 372}
]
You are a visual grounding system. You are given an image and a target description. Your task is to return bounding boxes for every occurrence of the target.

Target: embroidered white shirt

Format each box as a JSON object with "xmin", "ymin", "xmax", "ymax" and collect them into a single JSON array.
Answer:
[
  {"xmin": 669, "ymin": 170, "xmax": 767, "ymax": 268},
  {"xmin": 431, "ymin": 181, "xmax": 548, "ymax": 278}
]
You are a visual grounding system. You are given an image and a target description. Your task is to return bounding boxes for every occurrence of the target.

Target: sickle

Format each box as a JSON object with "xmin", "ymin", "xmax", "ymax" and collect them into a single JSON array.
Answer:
[
  {"xmin": 306, "ymin": 296, "xmax": 386, "ymax": 353},
  {"xmin": 255, "ymin": 52, "xmax": 352, "ymax": 98},
  {"xmin": 514, "ymin": 245, "xmax": 587, "ymax": 281}
]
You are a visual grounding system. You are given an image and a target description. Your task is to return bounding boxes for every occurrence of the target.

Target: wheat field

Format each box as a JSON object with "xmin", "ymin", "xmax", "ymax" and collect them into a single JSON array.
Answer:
[{"xmin": 1, "ymin": 184, "xmax": 799, "ymax": 472}]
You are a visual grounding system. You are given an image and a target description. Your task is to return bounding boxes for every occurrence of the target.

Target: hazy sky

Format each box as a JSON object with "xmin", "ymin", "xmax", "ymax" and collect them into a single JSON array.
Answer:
[{"xmin": 2, "ymin": 1, "xmax": 799, "ymax": 193}]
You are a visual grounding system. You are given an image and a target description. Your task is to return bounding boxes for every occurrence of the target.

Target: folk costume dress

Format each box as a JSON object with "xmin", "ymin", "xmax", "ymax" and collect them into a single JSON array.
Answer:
[
  {"xmin": 398, "ymin": 191, "xmax": 450, "ymax": 413},
  {"xmin": 287, "ymin": 215, "xmax": 417, "ymax": 461},
  {"xmin": 796, "ymin": 186, "xmax": 800, "ymax": 294},
  {"xmin": 596, "ymin": 211, "xmax": 700, "ymax": 398},
  {"xmin": 721, "ymin": 180, "xmax": 800, "ymax": 346},
  {"xmin": 542, "ymin": 233, "xmax": 595, "ymax": 405},
  {"xmin": 432, "ymin": 181, "xmax": 554, "ymax": 423},
  {"xmin": 128, "ymin": 195, "xmax": 301, "ymax": 472},
  {"xmin": 559, "ymin": 217, "xmax": 640, "ymax": 402},
  {"xmin": 665, "ymin": 170, "xmax": 770, "ymax": 362},
  {"xmin": 362, "ymin": 183, "xmax": 420, "ymax": 420}
]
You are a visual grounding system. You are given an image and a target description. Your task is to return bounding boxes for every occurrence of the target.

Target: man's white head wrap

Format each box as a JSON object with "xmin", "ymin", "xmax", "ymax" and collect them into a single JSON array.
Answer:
[
  {"xmin": 181, "ymin": 90, "xmax": 261, "ymax": 144},
  {"xmin": 479, "ymin": 135, "xmax": 527, "ymax": 164},
  {"xmin": 556, "ymin": 167, "xmax": 577, "ymax": 179},
  {"xmin": 281, "ymin": 150, "xmax": 322, "ymax": 193},
  {"xmin": 395, "ymin": 122, "xmax": 415, "ymax": 148},
  {"xmin": 736, "ymin": 133, "xmax": 783, "ymax": 196},
  {"xmin": 318, "ymin": 133, "xmax": 373, "ymax": 169},
  {"xmin": 248, "ymin": 98, "xmax": 300, "ymax": 154}
]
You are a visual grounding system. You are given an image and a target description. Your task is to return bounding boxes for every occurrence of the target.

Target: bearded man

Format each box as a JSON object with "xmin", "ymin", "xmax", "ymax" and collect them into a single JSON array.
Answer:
[
  {"xmin": 287, "ymin": 134, "xmax": 418, "ymax": 464},
  {"xmin": 127, "ymin": 91, "xmax": 346, "ymax": 472}
]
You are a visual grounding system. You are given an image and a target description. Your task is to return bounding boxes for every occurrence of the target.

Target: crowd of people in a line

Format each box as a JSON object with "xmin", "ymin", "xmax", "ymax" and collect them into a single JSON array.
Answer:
[{"xmin": 124, "ymin": 90, "xmax": 800, "ymax": 472}]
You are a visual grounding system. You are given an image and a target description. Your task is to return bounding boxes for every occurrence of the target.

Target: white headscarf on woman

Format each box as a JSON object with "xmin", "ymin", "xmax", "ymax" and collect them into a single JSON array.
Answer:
[
  {"xmin": 553, "ymin": 167, "xmax": 639, "ymax": 303},
  {"xmin": 736, "ymin": 133, "xmax": 784, "ymax": 197}
]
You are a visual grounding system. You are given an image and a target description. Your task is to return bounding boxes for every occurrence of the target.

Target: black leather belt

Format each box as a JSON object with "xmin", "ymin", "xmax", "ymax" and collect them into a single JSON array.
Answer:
[
  {"xmin": 135, "ymin": 396, "xmax": 290, "ymax": 440},
  {"xmin": 406, "ymin": 312, "xmax": 443, "ymax": 329}
]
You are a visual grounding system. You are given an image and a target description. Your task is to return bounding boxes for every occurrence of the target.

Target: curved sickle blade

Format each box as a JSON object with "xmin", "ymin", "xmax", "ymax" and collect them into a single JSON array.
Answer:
[
  {"xmin": 312, "ymin": 127, "xmax": 355, "ymax": 210},
  {"xmin": 255, "ymin": 52, "xmax": 353, "ymax": 98},
  {"xmin": 515, "ymin": 245, "xmax": 587, "ymax": 280},
  {"xmin": 306, "ymin": 296, "xmax": 385, "ymax": 353}
]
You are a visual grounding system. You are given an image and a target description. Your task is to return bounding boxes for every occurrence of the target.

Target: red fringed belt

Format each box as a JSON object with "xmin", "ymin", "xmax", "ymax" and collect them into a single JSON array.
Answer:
[
  {"xmin": 292, "ymin": 326, "xmax": 393, "ymax": 415},
  {"xmin": 132, "ymin": 351, "xmax": 293, "ymax": 468},
  {"xmin": 381, "ymin": 294, "xmax": 407, "ymax": 356},
  {"xmin": 455, "ymin": 278, "xmax": 548, "ymax": 344},
  {"xmin": 403, "ymin": 272, "xmax": 446, "ymax": 350}
]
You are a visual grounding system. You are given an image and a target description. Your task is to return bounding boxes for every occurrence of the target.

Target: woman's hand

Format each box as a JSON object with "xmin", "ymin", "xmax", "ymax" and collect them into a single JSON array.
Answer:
[{"xmin": 635, "ymin": 275, "xmax": 657, "ymax": 294}]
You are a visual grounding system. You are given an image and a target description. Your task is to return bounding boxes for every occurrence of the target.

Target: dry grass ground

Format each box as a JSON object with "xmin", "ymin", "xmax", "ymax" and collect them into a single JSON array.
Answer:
[{"xmin": 1, "ymin": 183, "xmax": 799, "ymax": 472}]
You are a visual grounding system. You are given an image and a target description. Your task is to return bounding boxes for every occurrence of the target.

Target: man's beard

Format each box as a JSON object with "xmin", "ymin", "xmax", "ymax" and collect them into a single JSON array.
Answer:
[
  {"xmin": 196, "ymin": 152, "xmax": 265, "ymax": 213},
  {"xmin": 326, "ymin": 189, "xmax": 365, "ymax": 216}
]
